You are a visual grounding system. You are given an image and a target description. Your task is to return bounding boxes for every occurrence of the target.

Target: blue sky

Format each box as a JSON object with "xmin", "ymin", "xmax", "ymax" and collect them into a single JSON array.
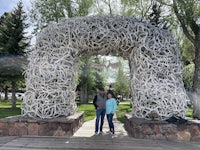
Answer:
[{"xmin": 0, "ymin": 0, "xmax": 31, "ymax": 16}]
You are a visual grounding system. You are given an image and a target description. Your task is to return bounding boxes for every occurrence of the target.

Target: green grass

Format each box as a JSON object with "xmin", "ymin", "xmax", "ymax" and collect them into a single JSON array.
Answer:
[
  {"xmin": 0, "ymin": 101, "xmax": 22, "ymax": 108},
  {"xmin": 0, "ymin": 101, "xmax": 22, "ymax": 118},
  {"xmin": 116, "ymin": 104, "xmax": 132, "ymax": 123},
  {"xmin": 186, "ymin": 108, "xmax": 193, "ymax": 117},
  {"xmin": 0, "ymin": 102, "xmax": 96, "ymax": 121},
  {"xmin": 121, "ymin": 99, "xmax": 131, "ymax": 103},
  {"xmin": 78, "ymin": 104, "xmax": 96, "ymax": 122},
  {"xmin": 77, "ymin": 103, "xmax": 133, "ymax": 123},
  {"xmin": 0, "ymin": 101, "xmax": 195, "ymax": 121},
  {"xmin": 0, "ymin": 108, "xmax": 21, "ymax": 118}
]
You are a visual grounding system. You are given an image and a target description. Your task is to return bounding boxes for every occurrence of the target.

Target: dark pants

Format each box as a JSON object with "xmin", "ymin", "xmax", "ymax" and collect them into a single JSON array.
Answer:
[
  {"xmin": 107, "ymin": 113, "xmax": 114, "ymax": 133},
  {"xmin": 95, "ymin": 109, "xmax": 106, "ymax": 133}
]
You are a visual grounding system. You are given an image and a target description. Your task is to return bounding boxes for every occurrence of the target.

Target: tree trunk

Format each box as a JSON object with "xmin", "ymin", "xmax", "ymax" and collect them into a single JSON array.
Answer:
[
  {"xmin": 11, "ymin": 81, "xmax": 17, "ymax": 109},
  {"xmin": 4, "ymin": 86, "xmax": 8, "ymax": 101},
  {"xmin": 80, "ymin": 84, "xmax": 88, "ymax": 104},
  {"xmin": 192, "ymin": 33, "xmax": 200, "ymax": 119},
  {"xmin": 66, "ymin": 0, "xmax": 73, "ymax": 18}
]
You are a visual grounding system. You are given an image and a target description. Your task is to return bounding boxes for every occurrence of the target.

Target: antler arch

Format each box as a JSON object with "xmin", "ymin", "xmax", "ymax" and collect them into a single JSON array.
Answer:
[{"xmin": 22, "ymin": 15, "xmax": 188, "ymax": 120}]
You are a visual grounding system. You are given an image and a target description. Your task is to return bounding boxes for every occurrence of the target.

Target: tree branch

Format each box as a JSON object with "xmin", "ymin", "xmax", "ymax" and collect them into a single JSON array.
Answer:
[
  {"xmin": 184, "ymin": 1, "xmax": 200, "ymax": 35},
  {"xmin": 155, "ymin": 0, "xmax": 173, "ymax": 7},
  {"xmin": 108, "ymin": 0, "xmax": 112, "ymax": 15},
  {"xmin": 172, "ymin": 0, "xmax": 195, "ymax": 44},
  {"xmin": 140, "ymin": 0, "xmax": 145, "ymax": 18},
  {"xmin": 143, "ymin": 0, "xmax": 154, "ymax": 18}
]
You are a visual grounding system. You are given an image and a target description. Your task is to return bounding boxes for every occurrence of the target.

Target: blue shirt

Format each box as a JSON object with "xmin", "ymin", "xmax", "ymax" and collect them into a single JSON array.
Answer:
[{"xmin": 106, "ymin": 98, "xmax": 117, "ymax": 114}]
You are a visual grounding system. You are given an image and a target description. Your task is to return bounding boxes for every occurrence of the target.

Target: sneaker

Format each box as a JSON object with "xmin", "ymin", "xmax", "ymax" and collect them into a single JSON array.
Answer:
[
  {"xmin": 107, "ymin": 131, "xmax": 113, "ymax": 135},
  {"xmin": 99, "ymin": 131, "xmax": 103, "ymax": 135},
  {"xmin": 94, "ymin": 132, "xmax": 98, "ymax": 135}
]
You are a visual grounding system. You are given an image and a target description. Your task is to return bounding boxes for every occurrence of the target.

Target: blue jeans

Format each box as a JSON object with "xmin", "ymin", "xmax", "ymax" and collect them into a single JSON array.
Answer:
[
  {"xmin": 107, "ymin": 113, "xmax": 114, "ymax": 133},
  {"xmin": 95, "ymin": 109, "xmax": 106, "ymax": 133}
]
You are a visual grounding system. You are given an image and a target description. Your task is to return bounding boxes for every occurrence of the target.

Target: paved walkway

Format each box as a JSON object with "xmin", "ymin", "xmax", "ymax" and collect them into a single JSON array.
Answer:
[{"xmin": 0, "ymin": 117, "xmax": 200, "ymax": 150}]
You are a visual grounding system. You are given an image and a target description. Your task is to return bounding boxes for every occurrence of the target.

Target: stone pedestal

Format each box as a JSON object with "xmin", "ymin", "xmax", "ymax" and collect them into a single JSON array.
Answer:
[
  {"xmin": 124, "ymin": 114, "xmax": 200, "ymax": 142},
  {"xmin": 0, "ymin": 112, "xmax": 84, "ymax": 137}
]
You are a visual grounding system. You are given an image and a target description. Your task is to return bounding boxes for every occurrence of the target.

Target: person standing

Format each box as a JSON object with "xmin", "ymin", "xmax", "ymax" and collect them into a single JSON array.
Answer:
[
  {"xmin": 93, "ymin": 88, "xmax": 106, "ymax": 135},
  {"xmin": 106, "ymin": 91, "xmax": 117, "ymax": 135}
]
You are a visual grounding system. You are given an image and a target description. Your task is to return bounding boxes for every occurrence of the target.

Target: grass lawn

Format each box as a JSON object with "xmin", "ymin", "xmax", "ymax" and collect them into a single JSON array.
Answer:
[
  {"xmin": 77, "ymin": 104, "xmax": 96, "ymax": 122},
  {"xmin": 0, "ymin": 101, "xmax": 194, "ymax": 121},
  {"xmin": 121, "ymin": 99, "xmax": 131, "ymax": 103},
  {"xmin": 77, "ymin": 103, "xmax": 133, "ymax": 123},
  {"xmin": 78, "ymin": 103, "xmax": 132, "ymax": 123},
  {"xmin": 0, "ymin": 108, "xmax": 21, "ymax": 118},
  {"xmin": 116, "ymin": 104, "xmax": 132, "ymax": 123},
  {"xmin": 0, "ymin": 101, "xmax": 22, "ymax": 118},
  {"xmin": 0, "ymin": 101, "xmax": 21, "ymax": 108}
]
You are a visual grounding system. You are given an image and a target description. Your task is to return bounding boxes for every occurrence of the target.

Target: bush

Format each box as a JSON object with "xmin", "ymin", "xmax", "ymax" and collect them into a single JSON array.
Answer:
[{"xmin": 183, "ymin": 63, "xmax": 194, "ymax": 90}]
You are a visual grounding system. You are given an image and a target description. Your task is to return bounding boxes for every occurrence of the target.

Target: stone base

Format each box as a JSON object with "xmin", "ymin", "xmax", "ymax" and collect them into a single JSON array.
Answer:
[
  {"xmin": 0, "ymin": 112, "xmax": 84, "ymax": 137},
  {"xmin": 124, "ymin": 114, "xmax": 200, "ymax": 142}
]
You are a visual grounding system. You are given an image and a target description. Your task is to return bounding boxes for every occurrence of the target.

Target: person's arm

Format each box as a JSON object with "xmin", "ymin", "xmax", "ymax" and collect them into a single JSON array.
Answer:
[
  {"xmin": 93, "ymin": 95, "xmax": 98, "ymax": 109},
  {"xmin": 112, "ymin": 99, "xmax": 117, "ymax": 113}
]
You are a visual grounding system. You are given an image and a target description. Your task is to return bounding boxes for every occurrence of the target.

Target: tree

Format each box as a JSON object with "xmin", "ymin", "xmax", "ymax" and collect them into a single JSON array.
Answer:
[
  {"xmin": 121, "ymin": 0, "xmax": 154, "ymax": 17},
  {"xmin": 181, "ymin": 37, "xmax": 195, "ymax": 65},
  {"xmin": 30, "ymin": 0, "xmax": 94, "ymax": 32},
  {"xmin": 0, "ymin": 3, "xmax": 28, "ymax": 55},
  {"xmin": 93, "ymin": 56, "xmax": 106, "ymax": 90},
  {"xmin": 77, "ymin": 57, "xmax": 96, "ymax": 104},
  {"xmin": 121, "ymin": 0, "xmax": 170, "ymax": 28},
  {"xmin": 0, "ymin": 1, "xmax": 29, "ymax": 108},
  {"xmin": 30, "ymin": 0, "xmax": 72, "ymax": 31},
  {"xmin": 92, "ymin": 0, "xmax": 121, "ymax": 15},
  {"xmin": 114, "ymin": 65, "xmax": 130, "ymax": 99},
  {"xmin": 74, "ymin": 0, "xmax": 94, "ymax": 16},
  {"xmin": 156, "ymin": 0, "xmax": 200, "ymax": 119},
  {"xmin": 183, "ymin": 63, "xmax": 195, "ymax": 90},
  {"xmin": 181, "ymin": 37, "xmax": 195, "ymax": 91},
  {"xmin": 147, "ymin": 3, "xmax": 169, "ymax": 29},
  {"xmin": 0, "ymin": 79, "xmax": 10, "ymax": 101},
  {"xmin": 148, "ymin": 3, "xmax": 161, "ymax": 24}
]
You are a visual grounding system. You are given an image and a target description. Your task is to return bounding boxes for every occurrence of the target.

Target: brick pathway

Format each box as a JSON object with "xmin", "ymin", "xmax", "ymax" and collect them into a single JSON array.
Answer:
[{"xmin": 0, "ymin": 116, "xmax": 200, "ymax": 150}]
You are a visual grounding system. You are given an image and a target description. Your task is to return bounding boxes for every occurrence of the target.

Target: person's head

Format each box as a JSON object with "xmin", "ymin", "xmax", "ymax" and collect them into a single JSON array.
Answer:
[
  {"xmin": 99, "ymin": 87, "xmax": 105, "ymax": 95},
  {"xmin": 107, "ymin": 91, "xmax": 114, "ymax": 99}
]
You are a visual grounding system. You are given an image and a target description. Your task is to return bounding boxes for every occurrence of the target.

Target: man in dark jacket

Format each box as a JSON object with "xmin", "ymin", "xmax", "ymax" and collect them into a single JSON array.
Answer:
[{"xmin": 93, "ymin": 88, "xmax": 106, "ymax": 135}]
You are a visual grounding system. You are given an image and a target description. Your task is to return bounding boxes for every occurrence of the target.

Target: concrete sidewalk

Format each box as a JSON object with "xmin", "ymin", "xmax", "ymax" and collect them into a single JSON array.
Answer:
[{"xmin": 0, "ymin": 117, "xmax": 200, "ymax": 150}]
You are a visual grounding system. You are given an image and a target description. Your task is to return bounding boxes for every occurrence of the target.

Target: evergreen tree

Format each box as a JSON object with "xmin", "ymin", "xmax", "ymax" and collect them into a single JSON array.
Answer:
[
  {"xmin": 77, "ymin": 57, "xmax": 95, "ymax": 104},
  {"xmin": 0, "ymin": 1, "xmax": 29, "ymax": 55},
  {"xmin": 93, "ymin": 56, "xmax": 106, "ymax": 90},
  {"xmin": 114, "ymin": 64, "xmax": 130, "ymax": 99},
  {"xmin": 0, "ymin": 1, "xmax": 29, "ymax": 108}
]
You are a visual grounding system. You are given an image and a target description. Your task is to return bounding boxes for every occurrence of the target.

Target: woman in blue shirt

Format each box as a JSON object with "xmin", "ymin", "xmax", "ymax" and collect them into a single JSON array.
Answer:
[{"xmin": 106, "ymin": 91, "xmax": 117, "ymax": 134}]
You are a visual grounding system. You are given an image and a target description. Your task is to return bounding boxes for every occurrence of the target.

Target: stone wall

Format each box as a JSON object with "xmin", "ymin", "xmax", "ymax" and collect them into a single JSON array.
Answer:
[
  {"xmin": 124, "ymin": 114, "xmax": 200, "ymax": 142},
  {"xmin": 0, "ymin": 112, "xmax": 84, "ymax": 137}
]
